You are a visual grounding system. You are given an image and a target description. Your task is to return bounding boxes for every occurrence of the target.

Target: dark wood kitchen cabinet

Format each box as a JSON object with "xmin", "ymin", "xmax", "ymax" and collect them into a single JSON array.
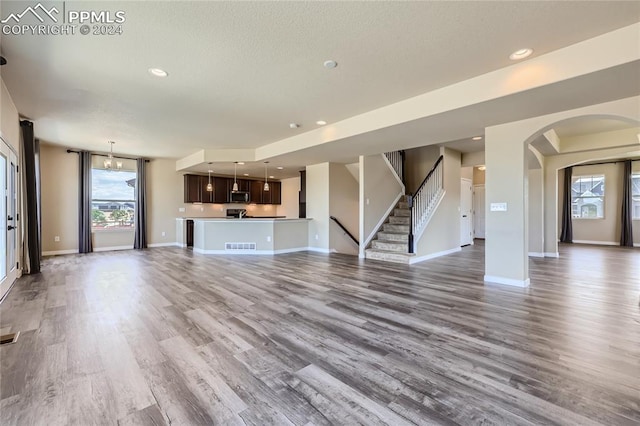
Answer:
[
  {"xmin": 184, "ymin": 174, "xmax": 203, "ymax": 203},
  {"xmin": 184, "ymin": 174, "xmax": 280, "ymax": 204},
  {"xmin": 213, "ymin": 177, "xmax": 229, "ymax": 203}
]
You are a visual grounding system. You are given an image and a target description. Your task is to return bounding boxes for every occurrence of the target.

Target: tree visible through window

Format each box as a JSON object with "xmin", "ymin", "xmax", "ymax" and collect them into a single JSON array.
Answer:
[
  {"xmin": 92, "ymin": 169, "xmax": 136, "ymax": 230},
  {"xmin": 633, "ymin": 173, "xmax": 640, "ymax": 220},
  {"xmin": 571, "ymin": 174, "xmax": 604, "ymax": 219}
]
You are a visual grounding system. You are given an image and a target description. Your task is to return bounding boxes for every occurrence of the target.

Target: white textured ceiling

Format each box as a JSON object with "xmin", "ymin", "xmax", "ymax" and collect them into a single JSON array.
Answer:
[{"xmin": 2, "ymin": 0, "xmax": 639, "ymax": 163}]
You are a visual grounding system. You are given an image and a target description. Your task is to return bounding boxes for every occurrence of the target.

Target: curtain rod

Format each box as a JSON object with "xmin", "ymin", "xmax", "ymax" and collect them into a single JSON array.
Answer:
[
  {"xmin": 67, "ymin": 149, "xmax": 150, "ymax": 162},
  {"xmin": 574, "ymin": 158, "xmax": 640, "ymax": 167}
]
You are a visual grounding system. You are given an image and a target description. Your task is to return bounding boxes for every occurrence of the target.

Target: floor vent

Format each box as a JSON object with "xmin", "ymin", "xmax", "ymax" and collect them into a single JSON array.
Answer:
[
  {"xmin": 0, "ymin": 332, "xmax": 20, "ymax": 345},
  {"xmin": 225, "ymin": 242, "xmax": 257, "ymax": 251}
]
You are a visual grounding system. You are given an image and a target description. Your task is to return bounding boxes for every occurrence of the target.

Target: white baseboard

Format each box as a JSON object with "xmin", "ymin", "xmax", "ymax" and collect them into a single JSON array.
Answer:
[
  {"xmin": 484, "ymin": 275, "xmax": 531, "ymax": 287},
  {"xmin": 409, "ymin": 247, "xmax": 461, "ymax": 264},
  {"xmin": 306, "ymin": 247, "xmax": 333, "ymax": 254},
  {"xmin": 43, "ymin": 249, "xmax": 79, "ymax": 256},
  {"xmin": 572, "ymin": 240, "xmax": 619, "ymax": 246},
  {"xmin": 544, "ymin": 252, "xmax": 560, "ymax": 258},
  {"xmin": 193, "ymin": 246, "xmax": 312, "ymax": 255},
  {"xmin": 148, "ymin": 242, "xmax": 180, "ymax": 248},
  {"xmin": 93, "ymin": 245, "xmax": 133, "ymax": 252},
  {"xmin": 528, "ymin": 252, "xmax": 545, "ymax": 258}
]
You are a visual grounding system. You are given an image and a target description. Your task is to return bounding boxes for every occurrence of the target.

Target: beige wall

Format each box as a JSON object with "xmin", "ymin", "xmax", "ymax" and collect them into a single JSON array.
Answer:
[
  {"xmin": 277, "ymin": 176, "xmax": 300, "ymax": 219},
  {"xmin": 329, "ymin": 163, "xmax": 359, "ymax": 255},
  {"xmin": 306, "ymin": 163, "xmax": 330, "ymax": 250},
  {"xmin": 528, "ymin": 168, "xmax": 544, "ymax": 255},
  {"xmin": 473, "ymin": 167, "xmax": 486, "ymax": 185},
  {"xmin": 1, "ymin": 78, "xmax": 20, "ymax": 152},
  {"xmin": 147, "ymin": 159, "xmax": 182, "ymax": 245},
  {"xmin": 404, "ymin": 145, "xmax": 440, "ymax": 194},
  {"xmin": 41, "ymin": 144, "xmax": 79, "ymax": 253},
  {"xmin": 416, "ymin": 147, "xmax": 462, "ymax": 256}
]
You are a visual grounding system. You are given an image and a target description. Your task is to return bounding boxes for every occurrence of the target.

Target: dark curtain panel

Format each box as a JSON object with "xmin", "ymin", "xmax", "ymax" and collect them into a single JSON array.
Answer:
[
  {"xmin": 620, "ymin": 160, "xmax": 634, "ymax": 247},
  {"xmin": 560, "ymin": 166, "xmax": 573, "ymax": 243},
  {"xmin": 20, "ymin": 120, "xmax": 41, "ymax": 273},
  {"xmin": 133, "ymin": 158, "xmax": 147, "ymax": 249},
  {"xmin": 78, "ymin": 151, "xmax": 93, "ymax": 253}
]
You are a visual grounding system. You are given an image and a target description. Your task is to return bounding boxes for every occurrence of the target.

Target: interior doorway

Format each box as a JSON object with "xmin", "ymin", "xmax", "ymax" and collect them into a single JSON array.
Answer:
[
  {"xmin": 460, "ymin": 178, "xmax": 473, "ymax": 246},
  {"xmin": 473, "ymin": 184, "xmax": 486, "ymax": 239}
]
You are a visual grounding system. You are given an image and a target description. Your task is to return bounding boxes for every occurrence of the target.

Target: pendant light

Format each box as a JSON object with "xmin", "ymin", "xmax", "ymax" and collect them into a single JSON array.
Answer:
[
  {"xmin": 263, "ymin": 161, "xmax": 269, "ymax": 191},
  {"xmin": 206, "ymin": 162, "xmax": 213, "ymax": 192},
  {"xmin": 104, "ymin": 141, "xmax": 122, "ymax": 171},
  {"xmin": 232, "ymin": 162, "xmax": 239, "ymax": 192}
]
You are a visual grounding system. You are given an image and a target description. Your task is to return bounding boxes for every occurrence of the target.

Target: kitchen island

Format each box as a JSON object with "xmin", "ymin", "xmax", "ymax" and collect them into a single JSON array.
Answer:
[{"xmin": 176, "ymin": 218, "xmax": 310, "ymax": 254}]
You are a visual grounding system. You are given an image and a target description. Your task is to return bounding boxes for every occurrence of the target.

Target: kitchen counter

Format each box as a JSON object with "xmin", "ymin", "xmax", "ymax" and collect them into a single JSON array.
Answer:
[{"xmin": 176, "ymin": 217, "xmax": 310, "ymax": 254}]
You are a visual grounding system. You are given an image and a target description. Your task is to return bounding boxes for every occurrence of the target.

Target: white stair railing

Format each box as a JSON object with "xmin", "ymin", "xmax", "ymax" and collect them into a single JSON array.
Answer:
[{"xmin": 384, "ymin": 150, "xmax": 405, "ymax": 184}]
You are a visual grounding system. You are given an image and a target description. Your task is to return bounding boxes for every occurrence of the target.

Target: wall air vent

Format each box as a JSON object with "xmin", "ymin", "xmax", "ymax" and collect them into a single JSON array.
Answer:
[{"xmin": 225, "ymin": 242, "xmax": 257, "ymax": 251}]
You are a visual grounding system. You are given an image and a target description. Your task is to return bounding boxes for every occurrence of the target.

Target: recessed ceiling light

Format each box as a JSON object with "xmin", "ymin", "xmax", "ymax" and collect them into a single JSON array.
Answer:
[
  {"xmin": 269, "ymin": 175, "xmax": 274, "ymax": 179},
  {"xmin": 148, "ymin": 68, "xmax": 168, "ymax": 77},
  {"xmin": 237, "ymin": 162, "xmax": 245, "ymax": 165},
  {"xmin": 478, "ymin": 165, "xmax": 486, "ymax": 171},
  {"xmin": 276, "ymin": 166, "xmax": 284, "ymax": 170},
  {"xmin": 243, "ymin": 173, "xmax": 249, "ymax": 176},
  {"xmin": 323, "ymin": 60, "xmax": 338, "ymax": 69},
  {"xmin": 509, "ymin": 48, "xmax": 533, "ymax": 60},
  {"xmin": 472, "ymin": 136, "xmax": 483, "ymax": 141},
  {"xmin": 289, "ymin": 123, "xmax": 300, "ymax": 129},
  {"xmin": 316, "ymin": 120, "xmax": 327, "ymax": 126}
]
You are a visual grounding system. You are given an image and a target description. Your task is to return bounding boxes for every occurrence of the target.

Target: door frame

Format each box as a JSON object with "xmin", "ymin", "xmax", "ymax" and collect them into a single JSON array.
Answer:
[
  {"xmin": 460, "ymin": 178, "xmax": 473, "ymax": 246},
  {"xmin": 0, "ymin": 136, "xmax": 19, "ymax": 303},
  {"xmin": 473, "ymin": 184, "xmax": 486, "ymax": 239}
]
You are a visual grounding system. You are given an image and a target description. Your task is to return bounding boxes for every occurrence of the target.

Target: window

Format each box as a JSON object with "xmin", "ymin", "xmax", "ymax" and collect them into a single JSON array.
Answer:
[
  {"xmin": 571, "ymin": 174, "xmax": 604, "ymax": 219},
  {"xmin": 91, "ymin": 168, "xmax": 136, "ymax": 230},
  {"xmin": 633, "ymin": 173, "xmax": 640, "ymax": 220}
]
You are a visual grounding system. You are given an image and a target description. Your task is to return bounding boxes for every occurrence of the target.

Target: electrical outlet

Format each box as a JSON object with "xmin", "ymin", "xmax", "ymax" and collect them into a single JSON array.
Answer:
[
  {"xmin": 54, "ymin": 236, "xmax": 60, "ymax": 242},
  {"xmin": 178, "ymin": 207, "xmax": 186, "ymax": 212},
  {"xmin": 366, "ymin": 198, "xmax": 370, "ymax": 205},
  {"xmin": 200, "ymin": 207, "xmax": 204, "ymax": 212},
  {"xmin": 266, "ymin": 236, "xmax": 271, "ymax": 242},
  {"xmin": 161, "ymin": 231, "xmax": 166, "ymax": 237},
  {"xmin": 315, "ymin": 234, "xmax": 319, "ymax": 240}
]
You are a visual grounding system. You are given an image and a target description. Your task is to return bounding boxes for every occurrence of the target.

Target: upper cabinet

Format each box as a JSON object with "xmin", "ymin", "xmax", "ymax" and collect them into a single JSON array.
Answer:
[{"xmin": 184, "ymin": 174, "xmax": 281, "ymax": 204}]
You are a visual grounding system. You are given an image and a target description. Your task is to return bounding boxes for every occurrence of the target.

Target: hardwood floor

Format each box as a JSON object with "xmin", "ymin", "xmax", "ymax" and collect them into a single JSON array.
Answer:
[{"xmin": 1, "ymin": 241, "xmax": 638, "ymax": 425}]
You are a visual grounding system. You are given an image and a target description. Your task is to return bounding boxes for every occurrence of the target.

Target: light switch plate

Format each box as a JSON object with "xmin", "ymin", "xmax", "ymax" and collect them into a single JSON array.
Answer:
[{"xmin": 490, "ymin": 202, "xmax": 508, "ymax": 212}]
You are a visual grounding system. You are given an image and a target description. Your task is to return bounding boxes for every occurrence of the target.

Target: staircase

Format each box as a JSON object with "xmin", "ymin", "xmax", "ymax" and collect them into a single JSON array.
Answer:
[{"xmin": 365, "ymin": 196, "xmax": 415, "ymax": 264}]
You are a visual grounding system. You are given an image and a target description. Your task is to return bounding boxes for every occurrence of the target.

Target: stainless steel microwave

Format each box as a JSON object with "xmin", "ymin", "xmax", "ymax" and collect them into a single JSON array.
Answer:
[{"xmin": 230, "ymin": 191, "xmax": 249, "ymax": 203}]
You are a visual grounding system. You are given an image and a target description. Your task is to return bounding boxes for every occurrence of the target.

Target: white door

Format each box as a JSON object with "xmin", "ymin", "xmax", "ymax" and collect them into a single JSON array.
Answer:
[
  {"xmin": 1, "ymin": 138, "xmax": 18, "ymax": 302},
  {"xmin": 473, "ymin": 185, "xmax": 486, "ymax": 238},
  {"xmin": 460, "ymin": 179, "xmax": 473, "ymax": 246}
]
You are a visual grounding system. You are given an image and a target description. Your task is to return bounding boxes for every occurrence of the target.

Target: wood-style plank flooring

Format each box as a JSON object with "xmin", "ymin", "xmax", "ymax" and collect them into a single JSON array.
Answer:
[{"xmin": 1, "ymin": 241, "xmax": 639, "ymax": 425}]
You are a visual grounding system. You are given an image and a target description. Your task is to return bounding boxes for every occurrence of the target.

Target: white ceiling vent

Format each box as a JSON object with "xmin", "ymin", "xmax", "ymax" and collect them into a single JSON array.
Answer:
[{"xmin": 225, "ymin": 242, "xmax": 257, "ymax": 251}]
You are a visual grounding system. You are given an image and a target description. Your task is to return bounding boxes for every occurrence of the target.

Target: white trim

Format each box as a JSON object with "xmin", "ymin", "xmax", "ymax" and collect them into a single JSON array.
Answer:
[
  {"xmin": 148, "ymin": 242, "xmax": 180, "ymax": 248},
  {"xmin": 307, "ymin": 247, "xmax": 333, "ymax": 254},
  {"xmin": 93, "ymin": 245, "xmax": 133, "ymax": 252},
  {"xmin": 381, "ymin": 153, "xmax": 406, "ymax": 191},
  {"xmin": 42, "ymin": 249, "xmax": 79, "ymax": 256},
  {"xmin": 484, "ymin": 275, "xmax": 531, "ymax": 288},
  {"xmin": 572, "ymin": 240, "xmax": 618, "ymax": 246},
  {"xmin": 409, "ymin": 247, "xmax": 460, "ymax": 264},
  {"xmin": 528, "ymin": 252, "xmax": 545, "ymax": 258},
  {"xmin": 413, "ymin": 189, "xmax": 446, "ymax": 249},
  {"xmin": 194, "ymin": 246, "xmax": 315, "ymax": 255},
  {"xmin": 363, "ymin": 192, "xmax": 404, "ymax": 248},
  {"xmin": 544, "ymin": 252, "xmax": 560, "ymax": 258}
]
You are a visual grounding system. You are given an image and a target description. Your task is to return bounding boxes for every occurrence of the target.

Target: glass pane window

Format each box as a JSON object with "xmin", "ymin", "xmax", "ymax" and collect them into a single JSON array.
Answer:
[
  {"xmin": 571, "ymin": 174, "xmax": 604, "ymax": 219},
  {"xmin": 633, "ymin": 173, "xmax": 640, "ymax": 219},
  {"xmin": 91, "ymin": 168, "xmax": 136, "ymax": 230}
]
